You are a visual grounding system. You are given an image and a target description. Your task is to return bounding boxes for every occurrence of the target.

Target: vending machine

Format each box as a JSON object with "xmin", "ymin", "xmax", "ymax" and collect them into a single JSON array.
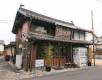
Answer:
[{"xmin": 73, "ymin": 47, "xmax": 88, "ymax": 67}]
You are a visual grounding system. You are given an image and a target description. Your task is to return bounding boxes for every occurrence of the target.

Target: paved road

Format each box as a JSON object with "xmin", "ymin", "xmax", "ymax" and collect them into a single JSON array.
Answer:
[
  {"xmin": 0, "ymin": 56, "xmax": 102, "ymax": 80},
  {"xmin": 22, "ymin": 66, "xmax": 102, "ymax": 80},
  {"xmin": 0, "ymin": 56, "xmax": 20, "ymax": 80}
]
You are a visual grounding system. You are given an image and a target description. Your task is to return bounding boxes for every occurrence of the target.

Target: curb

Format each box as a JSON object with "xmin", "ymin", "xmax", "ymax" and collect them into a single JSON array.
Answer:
[{"xmin": 21, "ymin": 66, "xmax": 95, "ymax": 80}]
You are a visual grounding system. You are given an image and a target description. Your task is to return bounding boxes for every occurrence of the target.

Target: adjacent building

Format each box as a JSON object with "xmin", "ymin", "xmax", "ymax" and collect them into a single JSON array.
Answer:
[
  {"xmin": 5, "ymin": 42, "xmax": 16, "ymax": 57},
  {"xmin": 95, "ymin": 36, "xmax": 102, "ymax": 59},
  {"xmin": 12, "ymin": 7, "xmax": 92, "ymax": 71},
  {"xmin": 0, "ymin": 40, "xmax": 4, "ymax": 56}
]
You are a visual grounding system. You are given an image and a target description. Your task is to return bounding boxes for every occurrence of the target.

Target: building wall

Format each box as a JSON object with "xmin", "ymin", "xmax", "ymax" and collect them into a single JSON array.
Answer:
[
  {"xmin": 0, "ymin": 44, "xmax": 4, "ymax": 52},
  {"xmin": 16, "ymin": 27, "xmax": 22, "ymax": 46},
  {"xmin": 96, "ymin": 45, "xmax": 102, "ymax": 49},
  {"xmin": 5, "ymin": 47, "xmax": 15, "ymax": 56},
  {"xmin": 21, "ymin": 21, "xmax": 29, "ymax": 42},
  {"xmin": 55, "ymin": 26, "xmax": 71, "ymax": 39},
  {"xmin": 0, "ymin": 44, "xmax": 4, "ymax": 55},
  {"xmin": 6, "ymin": 48, "xmax": 12, "ymax": 56},
  {"xmin": 30, "ymin": 24, "xmax": 47, "ymax": 34},
  {"xmin": 85, "ymin": 32, "xmax": 92, "ymax": 41},
  {"xmin": 16, "ymin": 21, "xmax": 30, "ymax": 50},
  {"xmin": 96, "ymin": 50, "xmax": 102, "ymax": 55},
  {"xmin": 96, "ymin": 44, "xmax": 102, "ymax": 55}
]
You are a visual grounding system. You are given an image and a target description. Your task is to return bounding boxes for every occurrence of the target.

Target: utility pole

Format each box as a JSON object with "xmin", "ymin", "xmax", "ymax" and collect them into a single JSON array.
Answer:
[{"xmin": 91, "ymin": 10, "xmax": 95, "ymax": 66}]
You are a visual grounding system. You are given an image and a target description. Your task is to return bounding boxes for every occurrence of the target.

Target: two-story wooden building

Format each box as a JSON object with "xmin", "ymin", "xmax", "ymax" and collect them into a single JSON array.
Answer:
[{"xmin": 12, "ymin": 7, "xmax": 92, "ymax": 71}]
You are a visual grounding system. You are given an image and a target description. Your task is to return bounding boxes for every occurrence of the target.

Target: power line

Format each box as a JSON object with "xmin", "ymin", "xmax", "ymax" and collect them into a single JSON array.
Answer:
[
  {"xmin": 96, "ymin": 0, "xmax": 102, "ymax": 3},
  {"xmin": 0, "ymin": 20, "xmax": 13, "ymax": 21},
  {"xmin": 0, "ymin": 20, "xmax": 14, "ymax": 23}
]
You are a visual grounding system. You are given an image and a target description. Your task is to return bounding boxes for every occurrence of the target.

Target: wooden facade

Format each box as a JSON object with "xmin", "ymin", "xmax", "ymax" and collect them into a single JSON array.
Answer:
[{"xmin": 12, "ymin": 7, "xmax": 92, "ymax": 71}]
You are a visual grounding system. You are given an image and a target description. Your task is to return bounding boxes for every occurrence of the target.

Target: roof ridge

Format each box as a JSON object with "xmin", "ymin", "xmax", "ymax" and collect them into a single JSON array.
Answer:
[{"xmin": 19, "ymin": 8, "xmax": 75, "ymax": 26}]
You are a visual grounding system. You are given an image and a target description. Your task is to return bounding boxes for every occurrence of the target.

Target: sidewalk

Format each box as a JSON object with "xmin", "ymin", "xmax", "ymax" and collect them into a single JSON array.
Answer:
[
  {"xmin": 6, "ymin": 59, "xmax": 96, "ymax": 80},
  {"xmin": 32, "ymin": 66, "xmax": 94, "ymax": 77},
  {"xmin": 13, "ymin": 65, "xmax": 94, "ymax": 80}
]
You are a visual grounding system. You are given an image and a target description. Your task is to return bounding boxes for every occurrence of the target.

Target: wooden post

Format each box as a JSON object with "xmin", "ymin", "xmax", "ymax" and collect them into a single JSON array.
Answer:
[
  {"xmin": 70, "ymin": 43, "xmax": 73, "ymax": 63},
  {"xmin": 10, "ymin": 44, "xmax": 13, "ymax": 61},
  {"xmin": 31, "ymin": 44, "xmax": 37, "ymax": 70},
  {"xmin": 29, "ymin": 45, "xmax": 32, "ymax": 71},
  {"xmin": 27, "ymin": 18, "xmax": 33, "ymax": 71},
  {"xmin": 25, "ymin": 42, "xmax": 28, "ymax": 71},
  {"xmin": 58, "ymin": 43, "xmax": 61, "ymax": 68}
]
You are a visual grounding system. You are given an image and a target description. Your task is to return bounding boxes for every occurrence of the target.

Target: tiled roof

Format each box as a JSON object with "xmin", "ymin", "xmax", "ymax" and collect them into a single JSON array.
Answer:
[
  {"xmin": 18, "ymin": 8, "xmax": 76, "ymax": 29},
  {"xmin": 12, "ymin": 7, "xmax": 92, "ymax": 34},
  {"xmin": 27, "ymin": 32, "xmax": 92, "ymax": 44}
]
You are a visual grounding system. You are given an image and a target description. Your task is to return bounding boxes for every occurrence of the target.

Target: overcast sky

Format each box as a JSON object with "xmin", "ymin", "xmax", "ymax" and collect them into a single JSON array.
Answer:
[{"xmin": 0, "ymin": 0, "xmax": 102, "ymax": 44}]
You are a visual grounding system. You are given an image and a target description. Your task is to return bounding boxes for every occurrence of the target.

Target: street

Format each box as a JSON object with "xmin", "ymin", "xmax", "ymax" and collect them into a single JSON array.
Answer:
[
  {"xmin": 0, "ymin": 56, "xmax": 102, "ymax": 80},
  {"xmin": 0, "ymin": 56, "xmax": 19, "ymax": 80},
  {"xmin": 0, "ymin": 57, "xmax": 33, "ymax": 80},
  {"xmin": 22, "ymin": 66, "xmax": 102, "ymax": 80}
]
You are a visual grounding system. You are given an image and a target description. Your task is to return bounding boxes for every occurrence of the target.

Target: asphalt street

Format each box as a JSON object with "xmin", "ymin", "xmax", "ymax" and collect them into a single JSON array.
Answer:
[
  {"xmin": 22, "ymin": 66, "xmax": 102, "ymax": 80},
  {"xmin": 0, "ymin": 56, "xmax": 20, "ymax": 80},
  {"xmin": 0, "ymin": 56, "xmax": 102, "ymax": 80}
]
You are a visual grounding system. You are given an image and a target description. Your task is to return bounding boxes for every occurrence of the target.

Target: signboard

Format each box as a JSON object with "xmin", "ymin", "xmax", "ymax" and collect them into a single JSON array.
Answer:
[{"xmin": 35, "ymin": 59, "xmax": 44, "ymax": 67}]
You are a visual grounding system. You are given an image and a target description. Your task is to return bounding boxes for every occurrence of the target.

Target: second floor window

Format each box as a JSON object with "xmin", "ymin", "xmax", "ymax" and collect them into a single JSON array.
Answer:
[{"xmin": 73, "ymin": 30, "xmax": 85, "ymax": 40}]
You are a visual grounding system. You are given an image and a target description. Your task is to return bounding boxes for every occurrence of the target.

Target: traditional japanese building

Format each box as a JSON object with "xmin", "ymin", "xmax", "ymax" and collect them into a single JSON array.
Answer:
[
  {"xmin": 4, "ymin": 42, "xmax": 16, "ymax": 62},
  {"xmin": 12, "ymin": 7, "xmax": 92, "ymax": 71}
]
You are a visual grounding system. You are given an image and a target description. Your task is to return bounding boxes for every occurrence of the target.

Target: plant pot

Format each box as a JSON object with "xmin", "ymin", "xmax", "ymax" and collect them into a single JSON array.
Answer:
[
  {"xmin": 88, "ymin": 62, "xmax": 91, "ymax": 66},
  {"xmin": 45, "ymin": 66, "xmax": 51, "ymax": 72}
]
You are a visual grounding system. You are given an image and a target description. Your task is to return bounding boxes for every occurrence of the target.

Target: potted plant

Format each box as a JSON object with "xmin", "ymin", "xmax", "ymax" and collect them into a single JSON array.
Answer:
[{"xmin": 45, "ymin": 44, "xmax": 53, "ymax": 72}]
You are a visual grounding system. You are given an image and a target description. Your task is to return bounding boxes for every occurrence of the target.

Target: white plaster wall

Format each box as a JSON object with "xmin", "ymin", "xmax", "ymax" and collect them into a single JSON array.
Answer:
[
  {"xmin": 85, "ymin": 32, "xmax": 92, "ymax": 41},
  {"xmin": 0, "ymin": 44, "xmax": 4, "ymax": 51}
]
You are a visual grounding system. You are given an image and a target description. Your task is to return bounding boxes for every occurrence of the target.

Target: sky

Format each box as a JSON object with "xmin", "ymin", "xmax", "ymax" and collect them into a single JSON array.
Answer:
[{"xmin": 0, "ymin": 0, "xmax": 102, "ymax": 44}]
